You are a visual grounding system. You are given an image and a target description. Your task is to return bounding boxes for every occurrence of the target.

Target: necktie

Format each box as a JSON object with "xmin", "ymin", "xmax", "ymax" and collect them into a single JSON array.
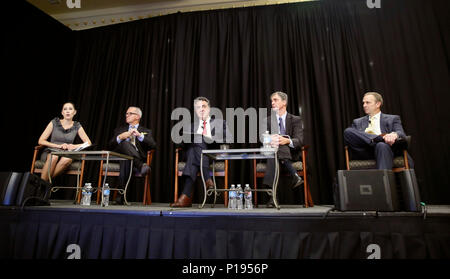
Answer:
[
  {"xmin": 202, "ymin": 120, "xmax": 207, "ymax": 136},
  {"xmin": 279, "ymin": 117, "xmax": 286, "ymax": 135},
  {"xmin": 129, "ymin": 126, "xmax": 136, "ymax": 146},
  {"xmin": 365, "ymin": 116, "xmax": 375, "ymax": 134}
]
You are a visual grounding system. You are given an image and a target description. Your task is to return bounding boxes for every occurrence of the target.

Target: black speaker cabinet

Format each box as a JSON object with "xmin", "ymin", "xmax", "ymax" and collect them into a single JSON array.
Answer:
[
  {"xmin": 15, "ymin": 172, "xmax": 51, "ymax": 206},
  {"xmin": 0, "ymin": 172, "xmax": 23, "ymax": 206},
  {"xmin": 396, "ymin": 169, "xmax": 421, "ymax": 212},
  {"xmin": 335, "ymin": 170, "xmax": 399, "ymax": 211}
]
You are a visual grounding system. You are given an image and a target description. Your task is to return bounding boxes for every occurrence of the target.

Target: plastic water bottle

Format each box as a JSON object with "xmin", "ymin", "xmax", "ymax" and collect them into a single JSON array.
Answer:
[
  {"xmin": 101, "ymin": 183, "xmax": 110, "ymax": 207},
  {"xmin": 236, "ymin": 184, "xmax": 243, "ymax": 210},
  {"xmin": 262, "ymin": 131, "xmax": 272, "ymax": 155},
  {"xmin": 81, "ymin": 183, "xmax": 93, "ymax": 206},
  {"xmin": 244, "ymin": 184, "xmax": 253, "ymax": 210},
  {"xmin": 228, "ymin": 184, "xmax": 236, "ymax": 209}
]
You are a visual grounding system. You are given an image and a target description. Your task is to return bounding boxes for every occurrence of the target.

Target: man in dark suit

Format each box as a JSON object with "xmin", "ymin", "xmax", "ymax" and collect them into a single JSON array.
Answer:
[
  {"xmin": 263, "ymin": 91, "xmax": 304, "ymax": 207},
  {"xmin": 109, "ymin": 106, "xmax": 156, "ymax": 203},
  {"xmin": 170, "ymin": 97, "xmax": 231, "ymax": 207},
  {"xmin": 344, "ymin": 92, "xmax": 413, "ymax": 169}
]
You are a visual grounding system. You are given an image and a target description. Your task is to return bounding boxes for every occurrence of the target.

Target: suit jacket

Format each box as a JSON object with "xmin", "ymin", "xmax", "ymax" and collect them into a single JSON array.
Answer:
[
  {"xmin": 351, "ymin": 113, "xmax": 406, "ymax": 140},
  {"xmin": 180, "ymin": 118, "xmax": 231, "ymax": 178},
  {"xmin": 184, "ymin": 117, "xmax": 232, "ymax": 149},
  {"xmin": 109, "ymin": 124, "xmax": 156, "ymax": 159},
  {"xmin": 264, "ymin": 113, "xmax": 304, "ymax": 161}
]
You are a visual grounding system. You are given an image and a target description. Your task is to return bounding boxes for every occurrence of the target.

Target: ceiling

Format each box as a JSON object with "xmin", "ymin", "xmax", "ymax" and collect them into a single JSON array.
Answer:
[{"xmin": 27, "ymin": 0, "xmax": 314, "ymax": 30}]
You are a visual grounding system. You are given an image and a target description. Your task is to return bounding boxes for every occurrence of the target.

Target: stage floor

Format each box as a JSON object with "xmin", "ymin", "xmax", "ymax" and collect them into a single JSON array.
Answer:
[{"xmin": 32, "ymin": 200, "xmax": 450, "ymax": 218}]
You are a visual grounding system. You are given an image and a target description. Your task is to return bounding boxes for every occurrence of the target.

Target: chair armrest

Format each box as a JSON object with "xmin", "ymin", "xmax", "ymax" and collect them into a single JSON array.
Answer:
[
  {"xmin": 146, "ymin": 149, "xmax": 155, "ymax": 166},
  {"xmin": 394, "ymin": 135, "xmax": 411, "ymax": 150},
  {"xmin": 31, "ymin": 145, "xmax": 45, "ymax": 172}
]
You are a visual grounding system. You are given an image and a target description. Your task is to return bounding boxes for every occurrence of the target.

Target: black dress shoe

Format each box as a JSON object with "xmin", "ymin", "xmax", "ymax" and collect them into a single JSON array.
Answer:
[
  {"xmin": 292, "ymin": 174, "xmax": 304, "ymax": 189},
  {"xmin": 266, "ymin": 198, "xmax": 275, "ymax": 208},
  {"xmin": 113, "ymin": 195, "xmax": 125, "ymax": 205},
  {"xmin": 139, "ymin": 163, "xmax": 150, "ymax": 175},
  {"xmin": 205, "ymin": 179, "xmax": 214, "ymax": 190}
]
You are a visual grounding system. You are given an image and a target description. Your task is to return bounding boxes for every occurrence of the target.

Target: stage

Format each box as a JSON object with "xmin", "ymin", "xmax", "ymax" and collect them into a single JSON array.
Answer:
[{"xmin": 1, "ymin": 200, "xmax": 449, "ymax": 259}]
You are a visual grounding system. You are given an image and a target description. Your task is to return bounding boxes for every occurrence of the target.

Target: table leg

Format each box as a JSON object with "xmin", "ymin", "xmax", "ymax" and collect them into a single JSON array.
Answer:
[
  {"xmin": 200, "ymin": 153, "xmax": 207, "ymax": 209},
  {"xmin": 75, "ymin": 159, "xmax": 81, "ymax": 204},
  {"xmin": 272, "ymin": 153, "xmax": 280, "ymax": 210},
  {"xmin": 123, "ymin": 159, "xmax": 133, "ymax": 205},
  {"xmin": 212, "ymin": 161, "xmax": 217, "ymax": 207}
]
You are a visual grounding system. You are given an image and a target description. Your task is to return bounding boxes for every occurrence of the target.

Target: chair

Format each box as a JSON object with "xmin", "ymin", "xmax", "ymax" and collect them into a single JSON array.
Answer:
[
  {"xmin": 345, "ymin": 136, "xmax": 411, "ymax": 172},
  {"xmin": 174, "ymin": 147, "xmax": 229, "ymax": 206},
  {"xmin": 252, "ymin": 145, "xmax": 314, "ymax": 208},
  {"xmin": 96, "ymin": 149, "xmax": 155, "ymax": 205},
  {"xmin": 30, "ymin": 145, "xmax": 86, "ymax": 203}
]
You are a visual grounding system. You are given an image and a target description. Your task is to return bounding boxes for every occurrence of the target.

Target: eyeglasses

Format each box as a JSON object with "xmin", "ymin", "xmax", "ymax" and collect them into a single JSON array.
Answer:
[{"xmin": 126, "ymin": 112, "xmax": 139, "ymax": 116}]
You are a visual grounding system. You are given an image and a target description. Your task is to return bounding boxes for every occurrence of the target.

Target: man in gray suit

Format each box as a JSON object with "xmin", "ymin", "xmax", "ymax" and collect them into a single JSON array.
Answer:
[{"xmin": 344, "ymin": 92, "xmax": 413, "ymax": 169}]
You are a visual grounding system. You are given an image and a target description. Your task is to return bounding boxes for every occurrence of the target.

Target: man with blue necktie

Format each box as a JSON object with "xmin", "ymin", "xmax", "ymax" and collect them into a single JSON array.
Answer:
[
  {"xmin": 109, "ymin": 106, "xmax": 156, "ymax": 204},
  {"xmin": 344, "ymin": 92, "xmax": 414, "ymax": 169},
  {"xmin": 263, "ymin": 91, "xmax": 304, "ymax": 207}
]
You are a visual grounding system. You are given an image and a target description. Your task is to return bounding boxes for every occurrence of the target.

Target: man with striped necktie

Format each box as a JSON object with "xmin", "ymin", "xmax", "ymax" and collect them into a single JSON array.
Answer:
[{"xmin": 109, "ymin": 106, "xmax": 156, "ymax": 204}]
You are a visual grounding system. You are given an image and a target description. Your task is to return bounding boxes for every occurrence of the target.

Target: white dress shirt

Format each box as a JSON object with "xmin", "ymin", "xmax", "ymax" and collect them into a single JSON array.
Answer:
[
  {"xmin": 116, "ymin": 124, "xmax": 145, "ymax": 144},
  {"xmin": 196, "ymin": 116, "xmax": 212, "ymax": 138},
  {"xmin": 369, "ymin": 112, "xmax": 382, "ymax": 135}
]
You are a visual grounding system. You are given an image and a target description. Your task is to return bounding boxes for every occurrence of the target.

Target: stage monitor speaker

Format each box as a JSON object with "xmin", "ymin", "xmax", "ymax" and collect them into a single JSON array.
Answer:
[
  {"xmin": 396, "ymin": 169, "xmax": 421, "ymax": 212},
  {"xmin": 15, "ymin": 172, "xmax": 51, "ymax": 207},
  {"xmin": 0, "ymin": 172, "xmax": 23, "ymax": 206},
  {"xmin": 335, "ymin": 170, "xmax": 399, "ymax": 211}
]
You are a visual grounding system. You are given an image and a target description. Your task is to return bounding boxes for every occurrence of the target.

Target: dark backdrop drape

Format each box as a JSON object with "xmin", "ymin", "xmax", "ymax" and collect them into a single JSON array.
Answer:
[{"xmin": 2, "ymin": 0, "xmax": 449, "ymax": 204}]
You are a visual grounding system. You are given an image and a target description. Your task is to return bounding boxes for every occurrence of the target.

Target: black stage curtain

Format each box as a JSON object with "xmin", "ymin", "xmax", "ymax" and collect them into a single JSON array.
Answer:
[
  {"xmin": 2, "ymin": 209, "xmax": 450, "ymax": 259},
  {"xmin": 0, "ymin": 2, "xmax": 73, "ymax": 173},
  {"xmin": 1, "ymin": 0, "xmax": 450, "ymax": 204}
]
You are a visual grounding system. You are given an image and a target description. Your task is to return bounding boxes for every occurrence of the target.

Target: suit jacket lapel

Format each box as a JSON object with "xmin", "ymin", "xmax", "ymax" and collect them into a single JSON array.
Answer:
[
  {"xmin": 210, "ymin": 117, "xmax": 216, "ymax": 137},
  {"xmin": 380, "ymin": 113, "xmax": 387, "ymax": 134},
  {"xmin": 285, "ymin": 113, "xmax": 292, "ymax": 135},
  {"xmin": 362, "ymin": 115, "xmax": 370, "ymax": 131}
]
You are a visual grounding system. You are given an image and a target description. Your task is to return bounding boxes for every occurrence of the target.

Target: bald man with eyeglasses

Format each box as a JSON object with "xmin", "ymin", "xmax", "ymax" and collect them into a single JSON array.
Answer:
[{"xmin": 109, "ymin": 106, "xmax": 156, "ymax": 204}]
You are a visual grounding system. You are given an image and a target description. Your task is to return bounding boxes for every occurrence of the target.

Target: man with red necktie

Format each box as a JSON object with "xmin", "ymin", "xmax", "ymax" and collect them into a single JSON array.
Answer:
[{"xmin": 170, "ymin": 97, "xmax": 231, "ymax": 207}]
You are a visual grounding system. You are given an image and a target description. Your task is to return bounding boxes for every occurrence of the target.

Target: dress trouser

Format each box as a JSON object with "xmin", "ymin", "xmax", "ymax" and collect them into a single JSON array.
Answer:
[
  {"xmin": 114, "ymin": 141, "xmax": 144, "ymax": 188},
  {"xmin": 181, "ymin": 144, "xmax": 212, "ymax": 197},
  {"xmin": 263, "ymin": 158, "xmax": 297, "ymax": 187},
  {"xmin": 343, "ymin": 127, "xmax": 414, "ymax": 169}
]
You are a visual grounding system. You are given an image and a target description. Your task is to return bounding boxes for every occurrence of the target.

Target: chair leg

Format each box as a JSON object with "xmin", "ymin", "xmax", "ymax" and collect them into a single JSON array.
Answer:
[
  {"xmin": 302, "ymin": 149, "xmax": 313, "ymax": 208},
  {"xmin": 224, "ymin": 160, "xmax": 229, "ymax": 207},
  {"xmin": 143, "ymin": 173, "xmax": 151, "ymax": 205},
  {"xmin": 345, "ymin": 146, "xmax": 350, "ymax": 170},
  {"xmin": 403, "ymin": 150, "xmax": 410, "ymax": 169},
  {"xmin": 174, "ymin": 149, "xmax": 179, "ymax": 203}
]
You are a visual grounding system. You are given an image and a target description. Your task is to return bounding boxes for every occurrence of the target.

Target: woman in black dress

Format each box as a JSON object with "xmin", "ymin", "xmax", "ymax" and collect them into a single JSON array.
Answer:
[{"xmin": 38, "ymin": 102, "xmax": 91, "ymax": 181}]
